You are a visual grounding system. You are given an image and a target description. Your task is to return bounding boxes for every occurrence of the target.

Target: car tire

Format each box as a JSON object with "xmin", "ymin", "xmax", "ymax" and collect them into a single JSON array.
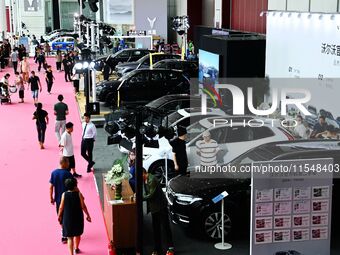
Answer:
[
  {"xmin": 201, "ymin": 206, "xmax": 234, "ymax": 240},
  {"xmin": 148, "ymin": 160, "xmax": 175, "ymax": 186}
]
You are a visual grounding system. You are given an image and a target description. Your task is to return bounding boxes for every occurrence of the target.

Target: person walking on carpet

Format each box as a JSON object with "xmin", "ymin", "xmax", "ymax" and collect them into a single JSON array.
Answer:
[
  {"xmin": 27, "ymin": 71, "xmax": 42, "ymax": 105},
  {"xmin": 45, "ymin": 65, "xmax": 55, "ymax": 94},
  {"xmin": 32, "ymin": 103, "xmax": 49, "ymax": 149},
  {"xmin": 15, "ymin": 71, "xmax": 25, "ymax": 103},
  {"xmin": 58, "ymin": 178, "xmax": 91, "ymax": 255},
  {"xmin": 20, "ymin": 56, "xmax": 30, "ymax": 83},
  {"xmin": 59, "ymin": 122, "xmax": 82, "ymax": 178},
  {"xmin": 81, "ymin": 113, "xmax": 97, "ymax": 173},
  {"xmin": 49, "ymin": 156, "xmax": 74, "ymax": 244},
  {"xmin": 54, "ymin": 94, "xmax": 69, "ymax": 144}
]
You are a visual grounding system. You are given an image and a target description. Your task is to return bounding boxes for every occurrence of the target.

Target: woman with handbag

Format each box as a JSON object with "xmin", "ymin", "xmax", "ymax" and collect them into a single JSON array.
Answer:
[{"xmin": 33, "ymin": 103, "xmax": 49, "ymax": 149}]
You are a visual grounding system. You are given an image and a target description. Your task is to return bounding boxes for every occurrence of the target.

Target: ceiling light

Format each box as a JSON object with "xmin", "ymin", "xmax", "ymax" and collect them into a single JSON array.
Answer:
[
  {"xmin": 297, "ymin": 13, "xmax": 302, "ymax": 18},
  {"xmin": 319, "ymin": 14, "xmax": 323, "ymax": 20},
  {"xmin": 280, "ymin": 12, "xmax": 284, "ymax": 17},
  {"xmin": 330, "ymin": 14, "xmax": 335, "ymax": 20},
  {"xmin": 307, "ymin": 13, "xmax": 312, "ymax": 19}
]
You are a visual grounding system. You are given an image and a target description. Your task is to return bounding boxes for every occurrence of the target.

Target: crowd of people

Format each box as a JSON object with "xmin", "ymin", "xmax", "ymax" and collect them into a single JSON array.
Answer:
[{"xmin": 0, "ymin": 36, "xmax": 98, "ymax": 255}]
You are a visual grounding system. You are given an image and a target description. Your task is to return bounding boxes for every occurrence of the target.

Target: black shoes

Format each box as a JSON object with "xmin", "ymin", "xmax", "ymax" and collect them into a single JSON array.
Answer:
[
  {"xmin": 61, "ymin": 237, "xmax": 67, "ymax": 244},
  {"xmin": 87, "ymin": 161, "xmax": 95, "ymax": 173},
  {"xmin": 74, "ymin": 248, "xmax": 80, "ymax": 254},
  {"xmin": 73, "ymin": 173, "xmax": 82, "ymax": 178}
]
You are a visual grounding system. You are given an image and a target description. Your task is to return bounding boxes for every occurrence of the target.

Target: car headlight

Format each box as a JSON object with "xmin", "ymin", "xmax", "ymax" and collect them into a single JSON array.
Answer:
[{"xmin": 176, "ymin": 194, "xmax": 202, "ymax": 205}]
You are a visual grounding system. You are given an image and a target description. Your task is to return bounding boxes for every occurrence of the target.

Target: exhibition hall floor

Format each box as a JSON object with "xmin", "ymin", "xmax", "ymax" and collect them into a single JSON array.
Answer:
[{"xmin": 0, "ymin": 58, "xmax": 108, "ymax": 255}]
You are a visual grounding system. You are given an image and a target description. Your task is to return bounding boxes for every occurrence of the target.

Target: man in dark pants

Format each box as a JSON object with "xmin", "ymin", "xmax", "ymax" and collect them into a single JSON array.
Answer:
[
  {"xmin": 143, "ymin": 169, "xmax": 175, "ymax": 255},
  {"xmin": 81, "ymin": 113, "xmax": 97, "ymax": 173},
  {"xmin": 11, "ymin": 49, "xmax": 18, "ymax": 73},
  {"xmin": 170, "ymin": 126, "xmax": 188, "ymax": 176},
  {"xmin": 49, "ymin": 157, "xmax": 74, "ymax": 243},
  {"xmin": 62, "ymin": 55, "xmax": 72, "ymax": 82}
]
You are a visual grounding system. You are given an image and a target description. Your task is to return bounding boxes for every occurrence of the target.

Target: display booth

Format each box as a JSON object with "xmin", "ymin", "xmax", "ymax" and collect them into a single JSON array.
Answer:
[{"xmin": 265, "ymin": 12, "xmax": 340, "ymax": 120}]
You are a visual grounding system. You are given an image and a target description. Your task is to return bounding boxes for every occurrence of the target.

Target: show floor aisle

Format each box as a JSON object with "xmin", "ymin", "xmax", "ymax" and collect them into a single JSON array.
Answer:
[{"xmin": 0, "ymin": 58, "xmax": 108, "ymax": 255}]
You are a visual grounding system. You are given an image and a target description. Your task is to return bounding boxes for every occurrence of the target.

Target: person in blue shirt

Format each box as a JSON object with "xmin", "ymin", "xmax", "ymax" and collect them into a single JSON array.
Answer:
[
  {"xmin": 128, "ymin": 149, "xmax": 136, "ymax": 193},
  {"xmin": 49, "ymin": 156, "xmax": 74, "ymax": 243}
]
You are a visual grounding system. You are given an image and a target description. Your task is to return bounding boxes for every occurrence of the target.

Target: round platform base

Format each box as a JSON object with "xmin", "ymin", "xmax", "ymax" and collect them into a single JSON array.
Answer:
[{"xmin": 214, "ymin": 242, "xmax": 232, "ymax": 250}]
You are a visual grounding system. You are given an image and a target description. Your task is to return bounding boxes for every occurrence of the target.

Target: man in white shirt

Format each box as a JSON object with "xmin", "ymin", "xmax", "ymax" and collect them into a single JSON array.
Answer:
[
  {"xmin": 81, "ymin": 113, "xmax": 97, "ymax": 173},
  {"xmin": 59, "ymin": 122, "xmax": 82, "ymax": 178},
  {"xmin": 293, "ymin": 115, "xmax": 309, "ymax": 139}
]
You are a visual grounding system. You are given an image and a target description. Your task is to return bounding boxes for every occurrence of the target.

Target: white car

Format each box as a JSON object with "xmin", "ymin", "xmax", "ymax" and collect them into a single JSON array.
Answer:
[{"xmin": 141, "ymin": 116, "xmax": 294, "ymax": 181}]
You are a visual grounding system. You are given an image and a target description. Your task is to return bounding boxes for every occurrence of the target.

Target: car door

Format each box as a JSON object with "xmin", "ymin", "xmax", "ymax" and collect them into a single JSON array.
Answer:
[
  {"xmin": 122, "ymin": 71, "xmax": 149, "ymax": 102},
  {"xmin": 65, "ymin": 37, "xmax": 75, "ymax": 50},
  {"xmin": 167, "ymin": 71, "xmax": 188, "ymax": 94},
  {"xmin": 148, "ymin": 70, "xmax": 166, "ymax": 99}
]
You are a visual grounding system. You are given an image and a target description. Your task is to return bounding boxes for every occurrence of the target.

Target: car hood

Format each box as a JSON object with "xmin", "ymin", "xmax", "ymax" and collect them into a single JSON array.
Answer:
[{"xmin": 169, "ymin": 175, "xmax": 249, "ymax": 197}]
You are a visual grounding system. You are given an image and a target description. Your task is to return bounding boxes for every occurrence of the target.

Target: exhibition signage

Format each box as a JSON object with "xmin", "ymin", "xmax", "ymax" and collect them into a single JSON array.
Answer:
[{"xmin": 250, "ymin": 159, "xmax": 333, "ymax": 255}]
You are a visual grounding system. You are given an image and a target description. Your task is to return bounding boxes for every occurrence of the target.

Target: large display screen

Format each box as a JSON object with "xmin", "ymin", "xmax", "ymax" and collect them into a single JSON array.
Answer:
[{"xmin": 198, "ymin": 49, "xmax": 220, "ymax": 86}]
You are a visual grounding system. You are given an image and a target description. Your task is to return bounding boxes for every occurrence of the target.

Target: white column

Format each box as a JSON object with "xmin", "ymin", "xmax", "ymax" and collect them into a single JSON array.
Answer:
[{"xmin": 0, "ymin": 0, "xmax": 7, "ymax": 40}]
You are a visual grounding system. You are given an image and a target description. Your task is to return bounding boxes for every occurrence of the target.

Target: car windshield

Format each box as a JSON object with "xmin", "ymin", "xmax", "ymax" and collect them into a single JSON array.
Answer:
[
  {"xmin": 162, "ymin": 112, "xmax": 183, "ymax": 127},
  {"xmin": 137, "ymin": 54, "xmax": 149, "ymax": 64},
  {"xmin": 186, "ymin": 121, "xmax": 207, "ymax": 142}
]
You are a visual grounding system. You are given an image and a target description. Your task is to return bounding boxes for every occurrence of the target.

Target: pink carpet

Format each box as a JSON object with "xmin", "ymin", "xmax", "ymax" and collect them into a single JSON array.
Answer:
[{"xmin": 0, "ymin": 58, "xmax": 108, "ymax": 255}]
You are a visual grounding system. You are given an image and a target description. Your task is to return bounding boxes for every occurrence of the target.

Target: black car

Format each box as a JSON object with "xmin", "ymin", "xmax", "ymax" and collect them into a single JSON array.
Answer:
[
  {"xmin": 153, "ymin": 59, "xmax": 198, "ymax": 78},
  {"xmin": 96, "ymin": 69, "xmax": 190, "ymax": 107},
  {"xmin": 167, "ymin": 140, "xmax": 340, "ymax": 240},
  {"xmin": 115, "ymin": 53, "xmax": 181, "ymax": 77},
  {"xmin": 93, "ymin": 48, "xmax": 153, "ymax": 72}
]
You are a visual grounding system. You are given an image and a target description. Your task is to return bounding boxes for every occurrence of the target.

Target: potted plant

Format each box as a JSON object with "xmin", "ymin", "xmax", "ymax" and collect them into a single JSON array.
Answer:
[{"xmin": 104, "ymin": 156, "xmax": 129, "ymax": 200}]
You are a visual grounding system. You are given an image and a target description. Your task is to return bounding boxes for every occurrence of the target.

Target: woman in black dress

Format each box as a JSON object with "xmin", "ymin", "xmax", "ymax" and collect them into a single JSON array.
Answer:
[
  {"xmin": 58, "ymin": 178, "xmax": 91, "ymax": 255},
  {"xmin": 32, "ymin": 103, "xmax": 49, "ymax": 149}
]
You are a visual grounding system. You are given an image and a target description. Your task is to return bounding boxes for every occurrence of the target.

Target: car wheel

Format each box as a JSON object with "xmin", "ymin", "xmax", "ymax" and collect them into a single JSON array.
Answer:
[
  {"xmin": 149, "ymin": 160, "xmax": 174, "ymax": 186},
  {"xmin": 202, "ymin": 209, "xmax": 233, "ymax": 240}
]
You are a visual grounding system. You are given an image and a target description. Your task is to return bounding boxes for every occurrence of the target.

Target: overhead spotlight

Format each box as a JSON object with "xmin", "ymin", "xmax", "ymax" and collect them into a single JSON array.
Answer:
[
  {"xmin": 272, "ymin": 12, "xmax": 276, "ymax": 16},
  {"xmin": 297, "ymin": 13, "xmax": 302, "ymax": 18},
  {"xmin": 307, "ymin": 13, "xmax": 312, "ymax": 19},
  {"xmin": 330, "ymin": 14, "xmax": 335, "ymax": 20},
  {"xmin": 280, "ymin": 12, "xmax": 284, "ymax": 17},
  {"xmin": 288, "ymin": 12, "xmax": 292, "ymax": 18},
  {"xmin": 319, "ymin": 14, "xmax": 323, "ymax": 20}
]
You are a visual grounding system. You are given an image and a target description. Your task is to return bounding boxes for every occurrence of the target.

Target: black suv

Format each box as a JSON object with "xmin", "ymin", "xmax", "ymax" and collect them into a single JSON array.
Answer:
[
  {"xmin": 167, "ymin": 140, "xmax": 340, "ymax": 240},
  {"xmin": 115, "ymin": 53, "xmax": 181, "ymax": 77},
  {"xmin": 93, "ymin": 48, "xmax": 153, "ymax": 72},
  {"xmin": 96, "ymin": 69, "xmax": 190, "ymax": 107},
  {"xmin": 153, "ymin": 59, "xmax": 198, "ymax": 78}
]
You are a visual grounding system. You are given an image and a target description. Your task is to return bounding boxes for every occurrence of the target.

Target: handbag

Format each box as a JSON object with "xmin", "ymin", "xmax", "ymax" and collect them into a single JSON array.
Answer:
[{"xmin": 9, "ymin": 86, "xmax": 17, "ymax": 93}]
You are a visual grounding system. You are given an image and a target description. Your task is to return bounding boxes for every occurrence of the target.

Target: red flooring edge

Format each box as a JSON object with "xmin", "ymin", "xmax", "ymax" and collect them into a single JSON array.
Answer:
[{"xmin": 0, "ymin": 58, "xmax": 108, "ymax": 255}]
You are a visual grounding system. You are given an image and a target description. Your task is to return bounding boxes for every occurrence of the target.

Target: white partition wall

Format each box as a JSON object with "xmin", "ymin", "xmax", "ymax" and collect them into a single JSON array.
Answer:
[
  {"xmin": 265, "ymin": 12, "xmax": 340, "ymax": 116},
  {"xmin": 269, "ymin": 0, "xmax": 340, "ymax": 12}
]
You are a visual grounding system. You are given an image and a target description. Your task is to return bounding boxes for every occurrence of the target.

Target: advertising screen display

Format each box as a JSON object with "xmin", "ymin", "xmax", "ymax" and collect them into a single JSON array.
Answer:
[{"xmin": 198, "ymin": 49, "xmax": 220, "ymax": 87}]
